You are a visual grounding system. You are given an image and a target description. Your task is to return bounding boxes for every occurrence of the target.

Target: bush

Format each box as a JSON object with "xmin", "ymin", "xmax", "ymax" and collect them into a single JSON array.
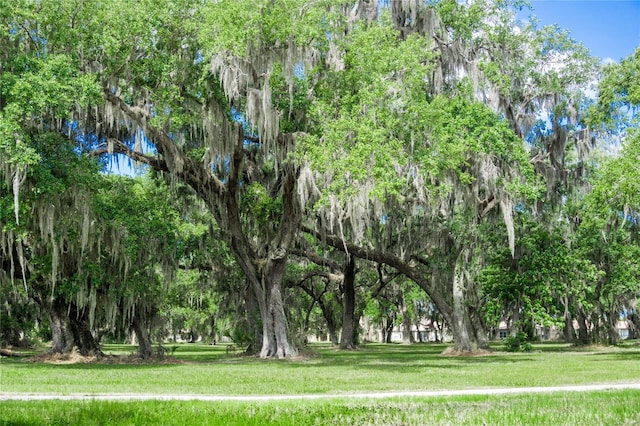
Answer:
[{"xmin": 504, "ymin": 331, "xmax": 531, "ymax": 352}]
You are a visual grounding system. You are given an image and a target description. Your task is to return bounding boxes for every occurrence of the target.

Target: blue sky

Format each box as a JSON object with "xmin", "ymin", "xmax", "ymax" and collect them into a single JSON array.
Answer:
[{"xmin": 523, "ymin": 0, "xmax": 640, "ymax": 61}]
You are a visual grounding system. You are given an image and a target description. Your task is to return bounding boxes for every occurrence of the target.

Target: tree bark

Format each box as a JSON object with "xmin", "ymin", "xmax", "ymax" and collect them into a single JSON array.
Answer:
[
  {"xmin": 451, "ymin": 256, "xmax": 474, "ymax": 352},
  {"xmin": 339, "ymin": 256, "xmax": 357, "ymax": 349},
  {"xmin": 68, "ymin": 304, "xmax": 101, "ymax": 356},
  {"xmin": 243, "ymin": 281, "xmax": 263, "ymax": 354},
  {"xmin": 48, "ymin": 298, "xmax": 101, "ymax": 355},
  {"xmin": 318, "ymin": 297, "xmax": 339, "ymax": 345},
  {"xmin": 576, "ymin": 310, "xmax": 591, "ymax": 345},
  {"xmin": 257, "ymin": 244, "xmax": 298, "ymax": 358},
  {"xmin": 48, "ymin": 299, "xmax": 74, "ymax": 354},
  {"xmin": 401, "ymin": 294, "xmax": 414, "ymax": 344},
  {"xmin": 132, "ymin": 306, "xmax": 153, "ymax": 360},
  {"xmin": 606, "ymin": 309, "xmax": 619, "ymax": 346},
  {"xmin": 384, "ymin": 318, "xmax": 394, "ymax": 343}
]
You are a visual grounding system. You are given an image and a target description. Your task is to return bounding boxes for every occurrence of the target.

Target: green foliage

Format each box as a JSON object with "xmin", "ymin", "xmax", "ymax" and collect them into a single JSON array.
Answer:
[
  {"xmin": 199, "ymin": 0, "xmax": 341, "ymax": 57},
  {"xmin": 504, "ymin": 331, "xmax": 532, "ymax": 352},
  {"xmin": 590, "ymin": 47, "xmax": 640, "ymax": 128},
  {"xmin": 1, "ymin": 0, "xmax": 638, "ymax": 356},
  {"xmin": 0, "ymin": 51, "xmax": 99, "ymax": 168},
  {"xmin": 302, "ymin": 17, "xmax": 435, "ymax": 203},
  {"xmin": 241, "ymin": 182, "xmax": 282, "ymax": 227},
  {"xmin": 479, "ymin": 214, "xmax": 601, "ymax": 333}
]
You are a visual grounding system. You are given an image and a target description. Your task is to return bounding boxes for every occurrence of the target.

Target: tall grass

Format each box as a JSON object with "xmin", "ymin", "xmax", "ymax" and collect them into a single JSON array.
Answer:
[{"xmin": 2, "ymin": 391, "xmax": 640, "ymax": 425}]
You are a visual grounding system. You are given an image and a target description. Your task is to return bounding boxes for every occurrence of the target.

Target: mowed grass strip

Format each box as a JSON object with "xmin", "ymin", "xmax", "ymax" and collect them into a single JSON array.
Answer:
[
  {"xmin": 2, "ymin": 391, "xmax": 640, "ymax": 425},
  {"xmin": 1, "ymin": 342, "xmax": 639, "ymax": 396}
]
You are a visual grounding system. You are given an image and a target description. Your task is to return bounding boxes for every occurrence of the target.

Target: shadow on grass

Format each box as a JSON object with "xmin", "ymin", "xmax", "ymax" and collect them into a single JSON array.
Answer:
[
  {"xmin": 591, "ymin": 351, "xmax": 640, "ymax": 361},
  {"xmin": 278, "ymin": 342, "xmax": 539, "ymax": 375}
]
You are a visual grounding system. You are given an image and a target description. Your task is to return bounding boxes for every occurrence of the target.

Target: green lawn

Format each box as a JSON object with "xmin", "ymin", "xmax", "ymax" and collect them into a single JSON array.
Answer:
[
  {"xmin": 1, "ymin": 342, "xmax": 639, "ymax": 425},
  {"xmin": 2, "ymin": 342, "xmax": 639, "ymax": 395}
]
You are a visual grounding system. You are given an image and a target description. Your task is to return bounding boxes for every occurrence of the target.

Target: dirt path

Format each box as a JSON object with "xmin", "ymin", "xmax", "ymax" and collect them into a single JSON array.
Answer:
[{"xmin": 2, "ymin": 383, "xmax": 640, "ymax": 402}]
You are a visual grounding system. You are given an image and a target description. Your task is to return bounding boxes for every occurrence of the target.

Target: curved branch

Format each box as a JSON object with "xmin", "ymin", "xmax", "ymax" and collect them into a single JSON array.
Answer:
[
  {"xmin": 301, "ymin": 224, "xmax": 453, "ymax": 320},
  {"xmin": 89, "ymin": 139, "xmax": 169, "ymax": 171},
  {"xmin": 290, "ymin": 248, "xmax": 342, "ymax": 272}
]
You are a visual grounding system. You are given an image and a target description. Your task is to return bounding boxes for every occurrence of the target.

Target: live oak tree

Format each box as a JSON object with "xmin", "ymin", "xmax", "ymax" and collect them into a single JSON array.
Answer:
[
  {"xmin": 479, "ymin": 215, "xmax": 601, "ymax": 341},
  {"xmin": 1, "ymin": 0, "xmax": 320, "ymax": 358},
  {"xmin": 576, "ymin": 50, "xmax": 640, "ymax": 342},
  {"xmin": 1, "ymin": 0, "xmax": 367, "ymax": 358},
  {"xmin": 0, "ymin": 132, "xmax": 179, "ymax": 357},
  {"xmin": 299, "ymin": 2, "xmax": 535, "ymax": 353},
  {"xmin": 4, "ymin": 0, "xmax": 634, "ymax": 357}
]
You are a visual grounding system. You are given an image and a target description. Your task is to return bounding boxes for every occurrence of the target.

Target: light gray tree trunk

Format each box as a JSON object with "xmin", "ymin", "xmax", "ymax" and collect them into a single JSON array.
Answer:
[
  {"xmin": 452, "ymin": 260, "xmax": 474, "ymax": 352},
  {"xmin": 258, "ymin": 247, "xmax": 297, "ymax": 358}
]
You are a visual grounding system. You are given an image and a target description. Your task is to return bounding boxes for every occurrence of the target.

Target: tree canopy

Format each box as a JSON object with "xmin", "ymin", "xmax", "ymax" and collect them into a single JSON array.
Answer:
[{"xmin": 1, "ymin": 0, "xmax": 638, "ymax": 356}]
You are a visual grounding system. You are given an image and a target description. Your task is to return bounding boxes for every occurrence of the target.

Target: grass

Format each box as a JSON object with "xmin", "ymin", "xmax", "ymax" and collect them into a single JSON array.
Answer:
[
  {"xmin": 1, "ymin": 342, "xmax": 639, "ymax": 395},
  {"xmin": 1, "ymin": 341, "xmax": 639, "ymax": 425},
  {"xmin": 1, "ymin": 392, "xmax": 640, "ymax": 425}
]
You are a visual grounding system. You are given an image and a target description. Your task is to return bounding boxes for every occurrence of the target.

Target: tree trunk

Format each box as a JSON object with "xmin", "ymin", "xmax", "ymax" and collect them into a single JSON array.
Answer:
[
  {"xmin": 401, "ymin": 295, "xmax": 414, "ymax": 344},
  {"xmin": 48, "ymin": 299, "xmax": 74, "ymax": 354},
  {"xmin": 384, "ymin": 318, "xmax": 394, "ymax": 343},
  {"xmin": 132, "ymin": 306, "xmax": 153, "ymax": 360},
  {"xmin": 468, "ymin": 284, "xmax": 489, "ymax": 349},
  {"xmin": 258, "ymin": 280, "xmax": 297, "ymax": 358},
  {"xmin": 606, "ymin": 309, "xmax": 619, "ymax": 346},
  {"xmin": 470, "ymin": 308, "xmax": 489, "ymax": 349},
  {"xmin": 564, "ymin": 315, "xmax": 575, "ymax": 343},
  {"xmin": 242, "ymin": 280, "xmax": 262, "ymax": 354},
  {"xmin": 339, "ymin": 256, "xmax": 357, "ymax": 349},
  {"xmin": 231, "ymin": 163, "xmax": 300, "ymax": 359},
  {"xmin": 68, "ymin": 304, "xmax": 101, "ymax": 356},
  {"xmin": 257, "ymin": 247, "xmax": 298, "ymax": 358},
  {"xmin": 415, "ymin": 325, "xmax": 423, "ymax": 342},
  {"xmin": 328, "ymin": 323, "xmax": 339, "ymax": 345},
  {"xmin": 576, "ymin": 310, "xmax": 591, "ymax": 345},
  {"xmin": 48, "ymin": 298, "xmax": 101, "ymax": 355},
  {"xmin": 629, "ymin": 310, "xmax": 640, "ymax": 339},
  {"xmin": 451, "ymin": 251, "xmax": 476, "ymax": 353},
  {"xmin": 317, "ymin": 298, "xmax": 339, "ymax": 345}
]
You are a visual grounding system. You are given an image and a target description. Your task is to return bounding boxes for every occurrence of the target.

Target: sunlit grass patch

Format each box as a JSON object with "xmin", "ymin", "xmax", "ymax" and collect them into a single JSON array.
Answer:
[{"xmin": 2, "ymin": 391, "xmax": 640, "ymax": 425}]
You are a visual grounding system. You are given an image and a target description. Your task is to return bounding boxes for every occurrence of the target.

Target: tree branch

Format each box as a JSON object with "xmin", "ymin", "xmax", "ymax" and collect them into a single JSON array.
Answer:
[
  {"xmin": 290, "ymin": 248, "xmax": 342, "ymax": 272},
  {"xmin": 89, "ymin": 139, "xmax": 169, "ymax": 171}
]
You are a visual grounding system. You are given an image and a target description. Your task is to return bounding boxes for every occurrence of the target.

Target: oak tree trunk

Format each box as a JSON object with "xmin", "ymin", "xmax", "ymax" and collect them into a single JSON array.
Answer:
[
  {"xmin": 132, "ymin": 306, "xmax": 153, "ymax": 360},
  {"xmin": 48, "ymin": 298, "xmax": 101, "ymax": 355},
  {"xmin": 48, "ymin": 300, "xmax": 74, "ymax": 354},
  {"xmin": 243, "ymin": 281, "xmax": 263, "ymax": 354},
  {"xmin": 317, "ymin": 298, "xmax": 339, "ymax": 345},
  {"xmin": 576, "ymin": 311, "xmax": 591, "ymax": 345},
  {"xmin": 257, "ymin": 248, "xmax": 298, "ymax": 358},
  {"xmin": 452, "ymin": 266, "xmax": 473, "ymax": 352},
  {"xmin": 339, "ymin": 256, "xmax": 357, "ymax": 349},
  {"xmin": 401, "ymin": 295, "xmax": 414, "ymax": 344},
  {"xmin": 68, "ymin": 304, "xmax": 101, "ymax": 356}
]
